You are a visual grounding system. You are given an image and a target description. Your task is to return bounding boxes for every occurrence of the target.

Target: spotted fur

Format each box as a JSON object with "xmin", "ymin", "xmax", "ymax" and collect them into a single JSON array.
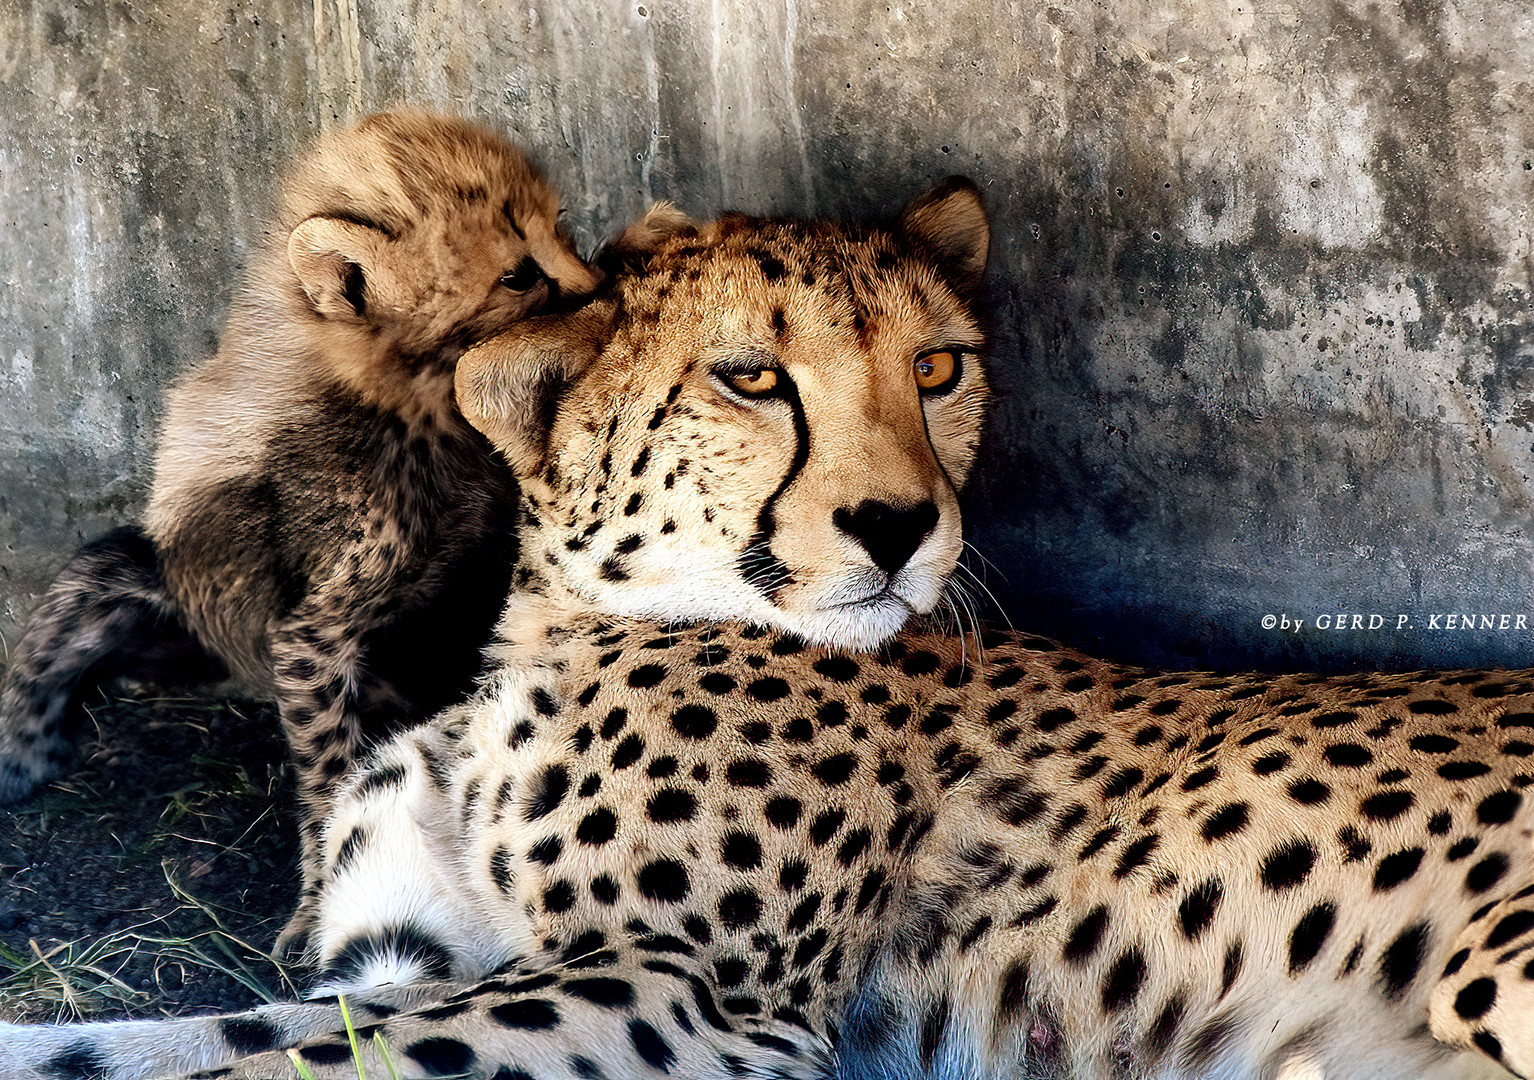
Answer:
[
  {"xmin": 3, "ymin": 180, "xmax": 1531, "ymax": 1080},
  {"xmin": 0, "ymin": 110, "xmax": 599, "ymax": 950}
]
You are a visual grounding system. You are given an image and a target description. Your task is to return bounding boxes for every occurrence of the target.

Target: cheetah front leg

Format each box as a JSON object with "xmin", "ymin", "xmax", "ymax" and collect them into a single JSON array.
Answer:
[
  {"xmin": 1430, "ymin": 881, "xmax": 1534, "ymax": 1078},
  {"xmin": 0, "ymin": 527, "xmax": 217, "ymax": 803}
]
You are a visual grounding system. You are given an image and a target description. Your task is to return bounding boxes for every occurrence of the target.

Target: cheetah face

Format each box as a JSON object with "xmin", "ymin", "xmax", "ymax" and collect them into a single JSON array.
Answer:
[{"xmin": 457, "ymin": 179, "xmax": 990, "ymax": 651}]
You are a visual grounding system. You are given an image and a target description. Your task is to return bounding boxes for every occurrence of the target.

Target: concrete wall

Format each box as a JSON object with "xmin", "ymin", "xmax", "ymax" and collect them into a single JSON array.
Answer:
[{"xmin": 2, "ymin": 0, "xmax": 1531, "ymax": 673}]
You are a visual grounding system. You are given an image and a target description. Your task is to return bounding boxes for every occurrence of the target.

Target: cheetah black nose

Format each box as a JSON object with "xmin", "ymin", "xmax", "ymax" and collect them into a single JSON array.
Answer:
[{"xmin": 833, "ymin": 499, "xmax": 940, "ymax": 576}]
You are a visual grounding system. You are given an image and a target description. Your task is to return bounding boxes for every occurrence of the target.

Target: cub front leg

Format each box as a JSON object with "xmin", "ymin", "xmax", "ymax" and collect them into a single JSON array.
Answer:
[
  {"xmin": 268, "ymin": 600, "xmax": 415, "ymax": 956},
  {"xmin": 0, "ymin": 527, "xmax": 215, "ymax": 803}
]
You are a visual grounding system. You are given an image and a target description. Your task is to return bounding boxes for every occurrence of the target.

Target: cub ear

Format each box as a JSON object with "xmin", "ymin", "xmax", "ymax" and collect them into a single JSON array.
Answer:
[
  {"xmin": 455, "ymin": 303, "xmax": 614, "ymax": 480},
  {"xmin": 898, "ymin": 177, "xmax": 989, "ymax": 297},
  {"xmin": 287, "ymin": 216, "xmax": 387, "ymax": 319},
  {"xmin": 596, "ymin": 202, "xmax": 698, "ymax": 277}
]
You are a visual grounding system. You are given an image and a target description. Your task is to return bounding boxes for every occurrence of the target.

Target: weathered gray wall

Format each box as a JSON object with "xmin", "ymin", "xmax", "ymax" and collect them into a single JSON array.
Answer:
[{"xmin": 2, "ymin": 0, "xmax": 1531, "ymax": 672}]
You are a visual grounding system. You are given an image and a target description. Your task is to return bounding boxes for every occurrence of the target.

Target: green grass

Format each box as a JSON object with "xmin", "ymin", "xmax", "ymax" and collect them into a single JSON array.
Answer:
[{"xmin": 287, "ymin": 995, "xmax": 409, "ymax": 1080}]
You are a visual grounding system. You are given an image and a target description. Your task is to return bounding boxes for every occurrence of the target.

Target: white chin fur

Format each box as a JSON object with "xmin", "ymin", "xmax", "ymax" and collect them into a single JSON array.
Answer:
[{"xmin": 586, "ymin": 558, "xmax": 948, "ymax": 652}]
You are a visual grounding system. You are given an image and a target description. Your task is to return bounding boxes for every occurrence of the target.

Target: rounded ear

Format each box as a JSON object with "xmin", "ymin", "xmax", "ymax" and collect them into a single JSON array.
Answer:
[
  {"xmin": 287, "ymin": 216, "xmax": 387, "ymax": 319},
  {"xmin": 455, "ymin": 303, "xmax": 615, "ymax": 480},
  {"xmin": 596, "ymin": 202, "xmax": 698, "ymax": 277},
  {"xmin": 898, "ymin": 177, "xmax": 989, "ymax": 297}
]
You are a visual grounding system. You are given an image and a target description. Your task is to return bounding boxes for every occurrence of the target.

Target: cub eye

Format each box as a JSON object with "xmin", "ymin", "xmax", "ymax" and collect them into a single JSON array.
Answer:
[
  {"xmin": 914, "ymin": 350, "xmax": 962, "ymax": 394},
  {"xmin": 501, "ymin": 257, "xmax": 544, "ymax": 292},
  {"xmin": 719, "ymin": 366, "xmax": 782, "ymax": 398}
]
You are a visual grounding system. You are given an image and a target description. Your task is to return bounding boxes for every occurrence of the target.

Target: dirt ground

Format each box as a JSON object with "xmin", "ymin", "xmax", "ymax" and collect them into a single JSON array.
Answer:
[{"xmin": 0, "ymin": 691, "xmax": 302, "ymax": 1023}]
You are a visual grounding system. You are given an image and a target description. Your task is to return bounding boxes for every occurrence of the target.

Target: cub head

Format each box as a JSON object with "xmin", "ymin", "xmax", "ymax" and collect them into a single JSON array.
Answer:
[
  {"xmin": 457, "ymin": 179, "xmax": 990, "ymax": 651},
  {"xmin": 277, "ymin": 109, "xmax": 599, "ymax": 380}
]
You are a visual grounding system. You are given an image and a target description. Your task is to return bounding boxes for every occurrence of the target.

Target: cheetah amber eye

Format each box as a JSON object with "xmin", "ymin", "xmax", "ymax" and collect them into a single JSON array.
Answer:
[
  {"xmin": 720, "ymin": 367, "xmax": 781, "ymax": 398},
  {"xmin": 501, "ymin": 257, "xmax": 544, "ymax": 292},
  {"xmin": 915, "ymin": 350, "xmax": 961, "ymax": 394}
]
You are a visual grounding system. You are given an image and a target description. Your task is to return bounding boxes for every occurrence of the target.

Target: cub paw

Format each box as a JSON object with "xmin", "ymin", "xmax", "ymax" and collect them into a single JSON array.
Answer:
[{"xmin": 0, "ymin": 734, "xmax": 68, "ymax": 805}]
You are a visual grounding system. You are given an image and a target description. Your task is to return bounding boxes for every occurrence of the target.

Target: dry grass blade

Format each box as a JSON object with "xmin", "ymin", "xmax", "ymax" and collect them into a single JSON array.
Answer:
[
  {"xmin": 0, "ymin": 933, "xmax": 150, "ymax": 1021},
  {"xmin": 134, "ymin": 865, "xmax": 299, "ymax": 1005}
]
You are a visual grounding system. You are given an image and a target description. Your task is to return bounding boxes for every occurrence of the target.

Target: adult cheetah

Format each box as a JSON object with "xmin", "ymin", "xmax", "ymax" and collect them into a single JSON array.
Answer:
[{"xmin": 2, "ymin": 179, "xmax": 1532, "ymax": 1080}]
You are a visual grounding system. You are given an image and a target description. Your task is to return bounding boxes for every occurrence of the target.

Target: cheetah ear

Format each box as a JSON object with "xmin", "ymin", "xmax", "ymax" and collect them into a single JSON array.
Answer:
[
  {"xmin": 898, "ymin": 177, "xmax": 989, "ymax": 297},
  {"xmin": 287, "ymin": 216, "xmax": 388, "ymax": 320},
  {"xmin": 595, "ymin": 202, "xmax": 698, "ymax": 277},
  {"xmin": 455, "ymin": 304, "xmax": 614, "ymax": 480}
]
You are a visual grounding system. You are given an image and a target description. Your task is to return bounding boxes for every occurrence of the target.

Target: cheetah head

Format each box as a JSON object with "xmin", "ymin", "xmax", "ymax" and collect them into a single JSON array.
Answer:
[{"xmin": 456, "ymin": 179, "xmax": 990, "ymax": 651}]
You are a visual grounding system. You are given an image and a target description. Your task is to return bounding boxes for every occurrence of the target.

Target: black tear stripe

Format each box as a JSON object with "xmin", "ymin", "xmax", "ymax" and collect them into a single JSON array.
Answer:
[{"xmin": 737, "ymin": 378, "xmax": 810, "ymax": 601}]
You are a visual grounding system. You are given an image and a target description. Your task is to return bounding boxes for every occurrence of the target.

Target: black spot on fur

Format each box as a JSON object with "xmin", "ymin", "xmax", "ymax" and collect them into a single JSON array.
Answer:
[
  {"xmin": 525, "ymin": 764, "xmax": 570, "ymax": 820},
  {"xmin": 1323, "ymin": 742, "xmax": 1372, "ymax": 768},
  {"xmin": 1063, "ymin": 905, "xmax": 1110, "ymax": 963},
  {"xmin": 221, "ymin": 1016, "xmax": 281, "ymax": 1054},
  {"xmin": 814, "ymin": 656, "xmax": 860, "ymax": 682},
  {"xmin": 577, "ymin": 807, "xmax": 619, "ymax": 845},
  {"xmin": 998, "ymin": 958, "xmax": 1029, "ymax": 1017},
  {"xmin": 1182, "ymin": 1013, "xmax": 1239, "ymax": 1072},
  {"xmin": 1112, "ymin": 830, "xmax": 1159, "ymax": 878},
  {"xmin": 1178, "ymin": 879, "xmax": 1223, "ymax": 940},
  {"xmin": 1477, "ymin": 789, "xmax": 1522, "ymax": 825},
  {"xmin": 746, "ymin": 677, "xmax": 791, "ymax": 702},
  {"xmin": 1378, "ymin": 922, "xmax": 1429, "ymax": 1000},
  {"xmin": 647, "ymin": 787, "xmax": 698, "ymax": 823},
  {"xmin": 1485, "ymin": 909, "xmax": 1534, "ymax": 949},
  {"xmin": 638, "ymin": 858, "xmax": 690, "ymax": 902},
  {"xmin": 42, "ymin": 1044, "xmax": 111, "ymax": 1080},
  {"xmin": 295, "ymin": 1042, "xmax": 357, "ymax": 1065},
  {"xmin": 1474, "ymin": 1031, "xmax": 1504, "ymax": 1063},
  {"xmin": 727, "ymin": 758, "xmax": 772, "ymax": 787},
  {"xmin": 919, "ymin": 996, "xmax": 950, "ymax": 1068},
  {"xmin": 1466, "ymin": 853, "xmax": 1510, "ymax": 893},
  {"xmin": 1371, "ymin": 847, "xmax": 1424, "ymax": 892},
  {"xmin": 628, "ymin": 664, "xmax": 668, "ymax": 688},
  {"xmin": 1101, "ymin": 947, "xmax": 1147, "ymax": 1011},
  {"xmin": 1261, "ymin": 839, "xmax": 1317, "ymax": 891},
  {"xmin": 1360, "ymin": 789, "xmax": 1414, "ymax": 821},
  {"xmin": 671, "ymin": 704, "xmax": 718, "ymax": 739},
  {"xmin": 490, "ymin": 999, "xmax": 561, "ymax": 1029},
  {"xmin": 529, "ymin": 835, "xmax": 563, "ymax": 865},
  {"xmin": 1439, "ymin": 760, "xmax": 1492, "ymax": 781},
  {"xmin": 1288, "ymin": 778, "xmax": 1330, "ymax": 804},
  {"xmin": 813, "ymin": 752, "xmax": 858, "ymax": 786},
  {"xmin": 1201, "ymin": 802, "xmax": 1250, "ymax": 843},
  {"xmin": 1220, "ymin": 942, "xmax": 1243, "ymax": 996},
  {"xmin": 1410, "ymin": 734, "xmax": 1459, "ymax": 754},
  {"xmin": 565, "ymin": 977, "xmax": 637, "ymax": 1008},
  {"xmin": 1147, "ymin": 991, "xmax": 1187, "ymax": 1054},
  {"xmin": 722, "ymin": 831, "xmax": 762, "ymax": 869},
  {"xmin": 406, "ymin": 1037, "xmax": 477, "ymax": 1076},
  {"xmin": 1288, "ymin": 902, "xmax": 1335, "ymax": 973},
  {"xmin": 1454, "ymin": 978, "xmax": 1497, "ymax": 1019}
]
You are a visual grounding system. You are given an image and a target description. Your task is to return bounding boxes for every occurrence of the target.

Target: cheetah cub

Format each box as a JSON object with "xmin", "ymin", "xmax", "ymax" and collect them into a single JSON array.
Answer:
[
  {"xmin": 4, "ymin": 181, "xmax": 1534, "ymax": 1080},
  {"xmin": 0, "ymin": 110, "xmax": 598, "ymax": 943}
]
